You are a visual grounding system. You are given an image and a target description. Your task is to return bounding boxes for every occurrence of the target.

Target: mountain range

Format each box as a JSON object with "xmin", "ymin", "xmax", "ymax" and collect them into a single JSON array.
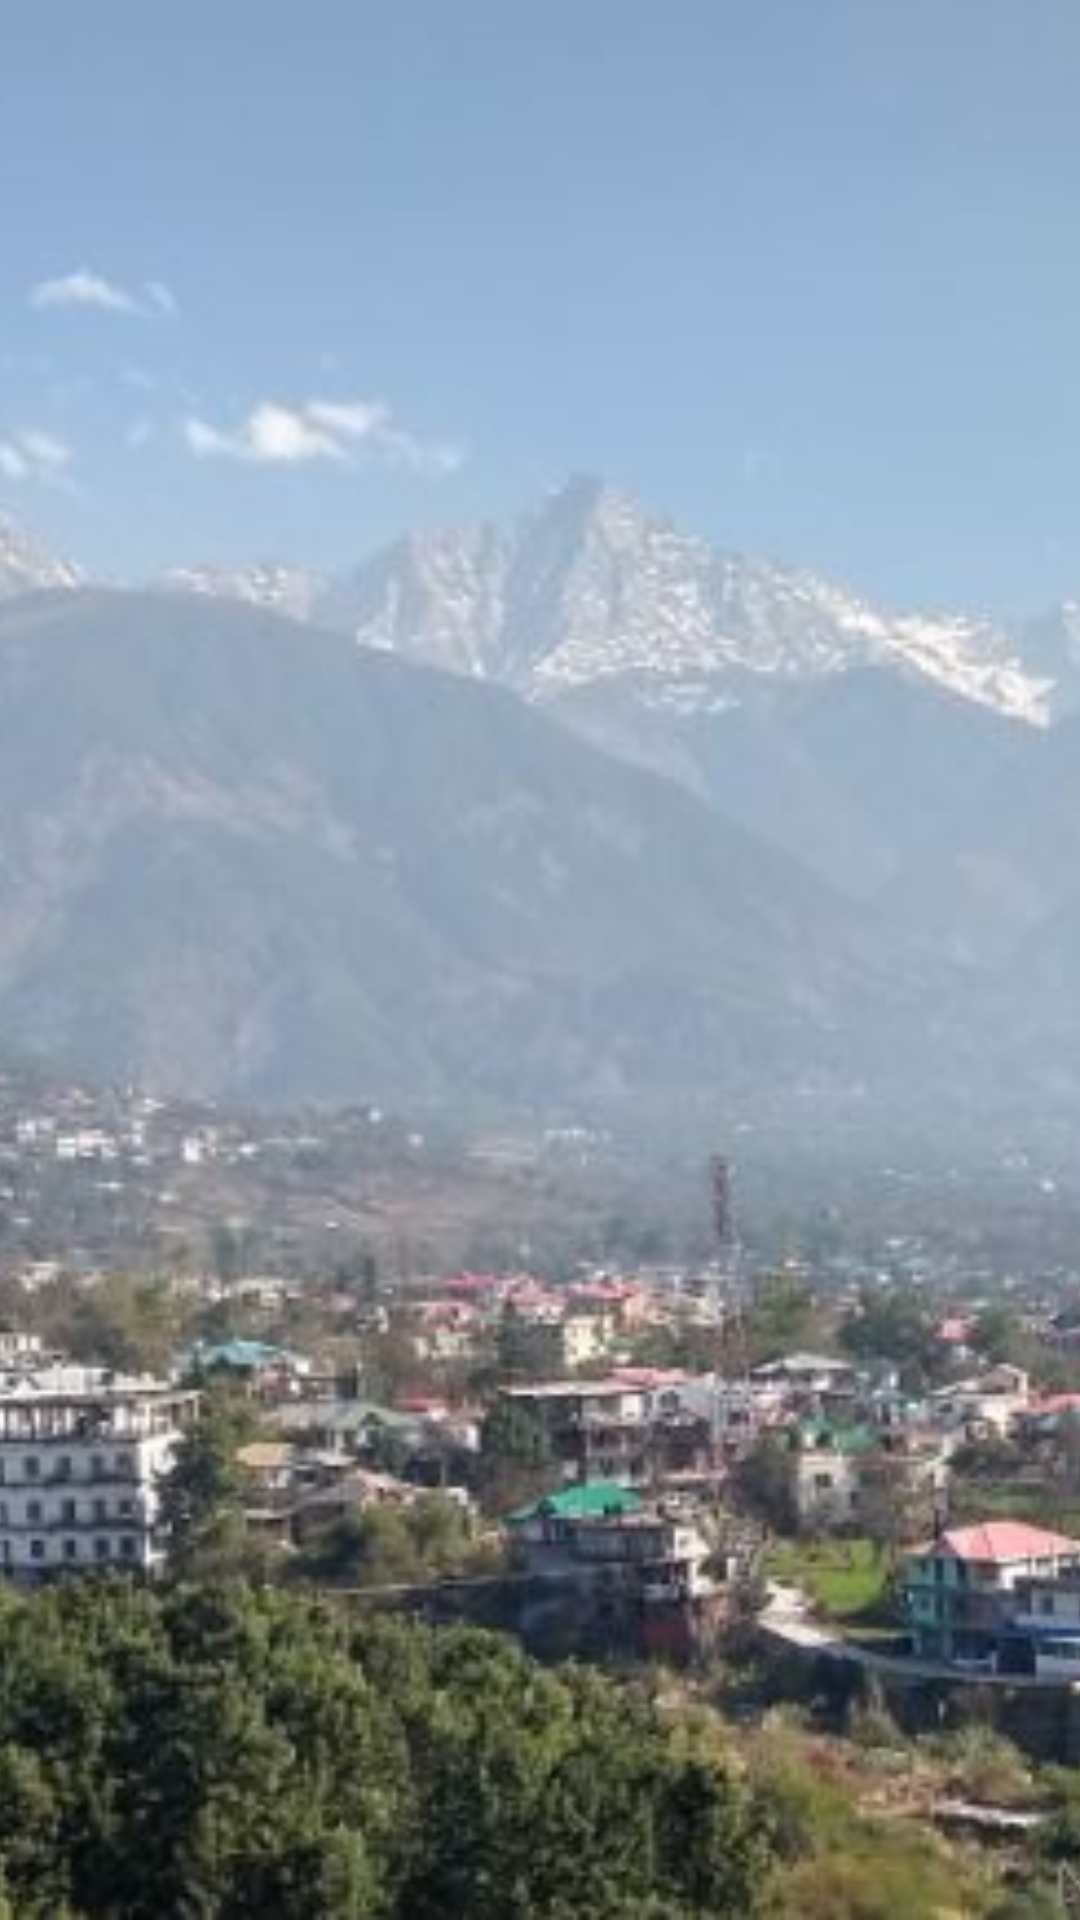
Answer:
[
  {"xmin": 154, "ymin": 475, "xmax": 1080, "ymax": 730},
  {"xmin": 0, "ymin": 486, "xmax": 1078, "ymax": 1145},
  {"xmin": 0, "ymin": 586, "xmax": 925, "ymax": 1116}
]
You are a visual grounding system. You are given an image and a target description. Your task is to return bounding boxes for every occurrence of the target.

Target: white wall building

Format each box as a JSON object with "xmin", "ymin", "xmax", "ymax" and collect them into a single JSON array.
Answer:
[{"xmin": 0, "ymin": 1365, "xmax": 198, "ymax": 1581}]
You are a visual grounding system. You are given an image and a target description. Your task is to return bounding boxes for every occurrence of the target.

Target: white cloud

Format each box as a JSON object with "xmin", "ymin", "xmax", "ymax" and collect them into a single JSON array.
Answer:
[
  {"xmin": 183, "ymin": 395, "xmax": 463, "ymax": 475},
  {"xmin": 0, "ymin": 427, "xmax": 73, "ymax": 484},
  {"xmin": 30, "ymin": 270, "xmax": 178, "ymax": 319}
]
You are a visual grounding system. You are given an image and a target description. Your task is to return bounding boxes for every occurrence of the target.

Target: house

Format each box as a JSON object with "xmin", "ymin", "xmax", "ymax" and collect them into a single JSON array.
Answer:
[
  {"xmin": 235, "ymin": 1440, "xmax": 297, "ymax": 1548},
  {"xmin": 786, "ymin": 1418, "xmax": 950, "ymax": 1535},
  {"xmin": 235, "ymin": 1439, "xmax": 295, "ymax": 1494},
  {"xmin": 508, "ymin": 1480, "xmax": 722, "ymax": 1659},
  {"xmin": 0, "ymin": 1363, "xmax": 199, "ymax": 1580},
  {"xmin": 1004, "ymin": 1572, "xmax": 1080, "ymax": 1678},
  {"xmin": 508, "ymin": 1478, "xmax": 641, "ymax": 1549},
  {"xmin": 500, "ymin": 1311, "xmax": 609, "ymax": 1378},
  {"xmin": 291, "ymin": 1466, "xmax": 423, "ymax": 1542},
  {"xmin": 789, "ymin": 1420, "xmax": 877, "ymax": 1529},
  {"xmin": 566, "ymin": 1277, "xmax": 653, "ymax": 1334},
  {"xmin": 751, "ymin": 1353, "xmax": 855, "ymax": 1398},
  {"xmin": 273, "ymin": 1398, "xmax": 420, "ymax": 1457},
  {"xmin": 497, "ymin": 1379, "xmax": 714, "ymax": 1488},
  {"xmin": 0, "ymin": 1332, "xmax": 48, "ymax": 1369},
  {"xmin": 903, "ymin": 1521, "xmax": 1080, "ymax": 1664},
  {"xmin": 930, "ymin": 1365, "xmax": 1030, "ymax": 1437},
  {"xmin": 185, "ymin": 1338, "xmax": 312, "ymax": 1401}
]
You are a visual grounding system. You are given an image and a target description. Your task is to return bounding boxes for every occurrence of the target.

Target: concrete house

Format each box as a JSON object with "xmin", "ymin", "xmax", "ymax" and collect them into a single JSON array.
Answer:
[
  {"xmin": 0, "ymin": 1363, "xmax": 198, "ymax": 1581},
  {"xmin": 903, "ymin": 1520, "xmax": 1080, "ymax": 1665}
]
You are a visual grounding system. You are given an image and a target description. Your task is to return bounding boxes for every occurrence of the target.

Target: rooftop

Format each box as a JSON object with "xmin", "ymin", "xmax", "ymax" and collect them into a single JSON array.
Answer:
[
  {"xmin": 500, "ymin": 1378, "xmax": 642, "ymax": 1402},
  {"xmin": 922, "ymin": 1521, "xmax": 1080, "ymax": 1565},
  {"xmin": 0, "ymin": 1363, "xmax": 185, "ymax": 1405},
  {"xmin": 794, "ymin": 1419, "xmax": 876, "ymax": 1455},
  {"xmin": 753, "ymin": 1352, "xmax": 852, "ymax": 1377},
  {"xmin": 509, "ymin": 1480, "xmax": 642, "ymax": 1524}
]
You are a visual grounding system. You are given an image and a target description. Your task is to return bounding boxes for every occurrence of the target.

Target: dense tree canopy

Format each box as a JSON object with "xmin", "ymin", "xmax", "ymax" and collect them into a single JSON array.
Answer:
[{"xmin": 0, "ymin": 1580, "xmax": 770, "ymax": 1918}]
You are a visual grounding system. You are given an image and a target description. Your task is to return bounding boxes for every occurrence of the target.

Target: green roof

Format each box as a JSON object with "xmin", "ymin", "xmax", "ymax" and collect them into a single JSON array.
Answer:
[
  {"xmin": 794, "ymin": 1420, "xmax": 876, "ymax": 1456},
  {"xmin": 509, "ymin": 1480, "xmax": 642, "ymax": 1524}
]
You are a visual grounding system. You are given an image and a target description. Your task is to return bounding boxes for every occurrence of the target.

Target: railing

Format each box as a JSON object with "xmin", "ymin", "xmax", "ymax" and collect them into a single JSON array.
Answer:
[
  {"xmin": 0, "ymin": 1516, "xmax": 150, "ymax": 1533},
  {"xmin": 0, "ymin": 1469, "xmax": 141, "ymax": 1489}
]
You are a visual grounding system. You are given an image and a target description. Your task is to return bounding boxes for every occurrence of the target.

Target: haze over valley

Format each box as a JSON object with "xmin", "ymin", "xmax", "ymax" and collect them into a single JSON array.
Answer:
[{"xmin": 0, "ymin": 486, "xmax": 1077, "ymax": 1157}]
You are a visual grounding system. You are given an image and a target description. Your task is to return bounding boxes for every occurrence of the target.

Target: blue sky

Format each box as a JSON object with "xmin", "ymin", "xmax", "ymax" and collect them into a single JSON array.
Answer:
[{"xmin": 2, "ymin": 0, "xmax": 1079, "ymax": 612}]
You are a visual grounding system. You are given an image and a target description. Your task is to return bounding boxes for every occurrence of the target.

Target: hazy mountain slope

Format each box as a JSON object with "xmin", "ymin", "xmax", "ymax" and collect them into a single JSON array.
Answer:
[
  {"xmin": 0, "ymin": 589, "xmax": 923, "ymax": 1111},
  {"xmin": 556, "ymin": 668, "xmax": 1025, "ymax": 900},
  {"xmin": 889, "ymin": 708, "xmax": 1080, "ymax": 968}
]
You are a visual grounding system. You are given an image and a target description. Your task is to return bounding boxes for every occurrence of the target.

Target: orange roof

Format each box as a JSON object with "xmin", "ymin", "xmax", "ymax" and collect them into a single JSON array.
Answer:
[{"xmin": 931, "ymin": 1520, "xmax": 1080, "ymax": 1564}]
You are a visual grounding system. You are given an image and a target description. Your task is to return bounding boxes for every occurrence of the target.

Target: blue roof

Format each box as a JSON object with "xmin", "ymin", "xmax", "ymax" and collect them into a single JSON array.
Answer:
[{"xmin": 191, "ymin": 1338, "xmax": 304, "ymax": 1371}]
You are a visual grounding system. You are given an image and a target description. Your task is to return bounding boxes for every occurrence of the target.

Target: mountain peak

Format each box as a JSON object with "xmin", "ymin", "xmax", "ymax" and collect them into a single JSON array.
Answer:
[
  {"xmin": 320, "ymin": 479, "xmax": 1056, "ymax": 725},
  {"xmin": 0, "ymin": 512, "xmax": 84, "ymax": 600},
  {"xmin": 156, "ymin": 561, "xmax": 320, "ymax": 623}
]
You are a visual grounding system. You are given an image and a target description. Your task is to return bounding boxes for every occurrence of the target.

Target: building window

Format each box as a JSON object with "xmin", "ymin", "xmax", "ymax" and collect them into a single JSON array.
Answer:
[
  {"xmin": 119, "ymin": 1536, "xmax": 137, "ymax": 1561},
  {"xmin": 91, "ymin": 1455, "xmax": 106, "ymax": 1477},
  {"xmin": 29, "ymin": 1539, "xmax": 44, "ymax": 1560},
  {"xmin": 115, "ymin": 1452, "xmax": 134, "ymax": 1480},
  {"xmin": 26, "ymin": 1500, "xmax": 41, "ymax": 1524},
  {"xmin": 23, "ymin": 1457, "xmax": 39, "ymax": 1480},
  {"xmin": 93, "ymin": 1538, "xmax": 110, "ymax": 1563},
  {"xmin": 93, "ymin": 1498, "xmax": 107, "ymax": 1523},
  {"xmin": 55, "ymin": 1456, "xmax": 72, "ymax": 1481},
  {"xmin": 1040, "ymin": 1594, "xmax": 1055, "ymax": 1616},
  {"xmin": 63, "ymin": 1539, "xmax": 78, "ymax": 1561},
  {"xmin": 118, "ymin": 1498, "xmax": 135, "ymax": 1518},
  {"xmin": 60, "ymin": 1498, "xmax": 76, "ymax": 1524}
]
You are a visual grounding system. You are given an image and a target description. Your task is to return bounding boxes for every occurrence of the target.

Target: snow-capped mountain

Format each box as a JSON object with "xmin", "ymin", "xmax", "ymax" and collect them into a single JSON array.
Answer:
[
  {"xmin": 322, "ymin": 476, "xmax": 1053, "ymax": 725},
  {"xmin": 5, "ymin": 480, "xmax": 1080, "ymax": 726},
  {"xmin": 0, "ymin": 512, "xmax": 84, "ymax": 601},
  {"xmin": 156, "ymin": 562, "xmax": 321, "ymax": 624}
]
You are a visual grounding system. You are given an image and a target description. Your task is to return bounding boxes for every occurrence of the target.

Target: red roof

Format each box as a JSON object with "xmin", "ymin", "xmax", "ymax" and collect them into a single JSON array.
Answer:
[
  {"xmin": 936, "ymin": 1316, "xmax": 975, "ymax": 1344},
  {"xmin": 930, "ymin": 1520, "xmax": 1080, "ymax": 1564}
]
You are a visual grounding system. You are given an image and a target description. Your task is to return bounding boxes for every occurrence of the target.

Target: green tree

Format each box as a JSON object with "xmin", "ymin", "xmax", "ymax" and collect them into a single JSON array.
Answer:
[
  {"xmin": 476, "ymin": 1397, "xmax": 555, "ymax": 1516},
  {"xmin": 158, "ymin": 1384, "xmax": 255, "ymax": 1576},
  {"xmin": 736, "ymin": 1433, "xmax": 797, "ymax": 1534},
  {"xmin": 839, "ymin": 1287, "xmax": 942, "ymax": 1389},
  {"xmin": 0, "ymin": 1582, "xmax": 772, "ymax": 1916},
  {"xmin": 745, "ymin": 1272, "xmax": 820, "ymax": 1365}
]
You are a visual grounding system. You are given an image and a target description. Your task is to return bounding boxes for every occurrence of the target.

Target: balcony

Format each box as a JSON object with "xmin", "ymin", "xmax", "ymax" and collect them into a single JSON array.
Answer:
[
  {"xmin": 0, "ymin": 1467, "xmax": 141, "ymax": 1489},
  {"xmin": 0, "ymin": 1516, "xmax": 150, "ymax": 1533}
]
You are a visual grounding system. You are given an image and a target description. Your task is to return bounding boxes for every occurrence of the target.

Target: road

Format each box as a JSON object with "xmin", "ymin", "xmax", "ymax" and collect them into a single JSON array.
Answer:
[{"xmin": 759, "ymin": 1582, "xmax": 1077, "ymax": 1689}]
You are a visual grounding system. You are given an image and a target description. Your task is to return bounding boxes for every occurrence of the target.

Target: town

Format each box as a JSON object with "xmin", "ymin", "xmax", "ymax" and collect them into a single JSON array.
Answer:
[
  {"xmin": 6, "ymin": 1079, "xmax": 1080, "ymax": 1908},
  {"xmin": 6, "ymin": 1111, "xmax": 1080, "ymax": 1693}
]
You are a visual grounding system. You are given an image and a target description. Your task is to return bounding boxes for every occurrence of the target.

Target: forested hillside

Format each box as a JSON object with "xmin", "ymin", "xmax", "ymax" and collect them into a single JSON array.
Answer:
[{"xmin": 0, "ymin": 1581, "xmax": 766, "ymax": 1918}]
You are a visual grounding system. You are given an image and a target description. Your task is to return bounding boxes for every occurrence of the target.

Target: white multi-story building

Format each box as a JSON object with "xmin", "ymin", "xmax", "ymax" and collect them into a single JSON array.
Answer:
[{"xmin": 0, "ymin": 1365, "xmax": 199, "ymax": 1581}]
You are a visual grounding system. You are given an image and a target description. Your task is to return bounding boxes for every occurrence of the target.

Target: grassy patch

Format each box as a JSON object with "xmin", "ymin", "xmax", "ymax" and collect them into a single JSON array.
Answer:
[
  {"xmin": 767, "ymin": 1537, "xmax": 890, "ymax": 1620},
  {"xmin": 951, "ymin": 1479, "xmax": 1080, "ymax": 1538}
]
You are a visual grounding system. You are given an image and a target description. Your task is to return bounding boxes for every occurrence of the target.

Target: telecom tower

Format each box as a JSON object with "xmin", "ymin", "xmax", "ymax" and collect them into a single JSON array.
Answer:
[
  {"xmin": 709, "ymin": 1156, "xmax": 742, "ymax": 1328},
  {"xmin": 708, "ymin": 1155, "xmax": 755, "ymax": 1446}
]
